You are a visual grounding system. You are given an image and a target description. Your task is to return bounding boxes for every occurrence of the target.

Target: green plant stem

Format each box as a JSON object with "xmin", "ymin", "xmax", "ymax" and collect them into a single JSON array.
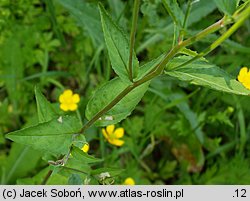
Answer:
[
  {"xmin": 128, "ymin": 0, "xmax": 140, "ymax": 81},
  {"xmin": 138, "ymin": 159, "xmax": 152, "ymax": 173},
  {"xmin": 179, "ymin": 0, "xmax": 192, "ymax": 42},
  {"xmin": 182, "ymin": 0, "xmax": 192, "ymax": 29},
  {"xmin": 234, "ymin": 96, "xmax": 246, "ymax": 154},
  {"xmin": 172, "ymin": 23, "xmax": 177, "ymax": 48},
  {"xmin": 41, "ymin": 170, "xmax": 53, "ymax": 185},
  {"xmin": 79, "ymin": 6, "xmax": 250, "ymax": 135},
  {"xmin": 100, "ymin": 132, "xmax": 106, "ymax": 159},
  {"xmin": 173, "ymin": 5, "xmax": 250, "ymax": 69},
  {"xmin": 41, "ymin": 145, "xmax": 74, "ymax": 184}
]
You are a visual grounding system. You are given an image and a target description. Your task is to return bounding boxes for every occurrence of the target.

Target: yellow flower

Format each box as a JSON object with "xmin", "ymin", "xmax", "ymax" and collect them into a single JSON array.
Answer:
[
  {"xmin": 102, "ymin": 125, "xmax": 124, "ymax": 146},
  {"xmin": 238, "ymin": 67, "xmax": 250, "ymax": 90},
  {"xmin": 123, "ymin": 177, "xmax": 135, "ymax": 185},
  {"xmin": 81, "ymin": 144, "xmax": 89, "ymax": 153},
  {"xmin": 59, "ymin": 89, "xmax": 80, "ymax": 111}
]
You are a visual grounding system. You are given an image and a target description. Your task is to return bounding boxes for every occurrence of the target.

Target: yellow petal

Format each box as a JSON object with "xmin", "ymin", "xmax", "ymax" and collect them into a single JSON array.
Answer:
[
  {"xmin": 63, "ymin": 89, "xmax": 73, "ymax": 98},
  {"xmin": 59, "ymin": 94, "xmax": 65, "ymax": 103},
  {"xmin": 81, "ymin": 144, "xmax": 89, "ymax": 153},
  {"xmin": 114, "ymin": 127, "xmax": 124, "ymax": 138},
  {"xmin": 238, "ymin": 67, "xmax": 249, "ymax": 83},
  {"xmin": 238, "ymin": 67, "xmax": 250, "ymax": 90},
  {"xmin": 102, "ymin": 128, "xmax": 109, "ymax": 140},
  {"xmin": 239, "ymin": 67, "xmax": 248, "ymax": 75},
  {"xmin": 109, "ymin": 138, "xmax": 124, "ymax": 146},
  {"xmin": 106, "ymin": 125, "xmax": 115, "ymax": 135},
  {"xmin": 123, "ymin": 177, "xmax": 135, "ymax": 185},
  {"xmin": 60, "ymin": 103, "xmax": 69, "ymax": 111},
  {"xmin": 72, "ymin": 94, "xmax": 80, "ymax": 103},
  {"xmin": 68, "ymin": 103, "xmax": 77, "ymax": 111},
  {"xmin": 243, "ymin": 81, "xmax": 250, "ymax": 90}
]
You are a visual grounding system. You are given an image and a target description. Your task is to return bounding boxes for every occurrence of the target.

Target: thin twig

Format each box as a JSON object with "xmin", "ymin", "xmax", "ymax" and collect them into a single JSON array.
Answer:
[{"xmin": 41, "ymin": 170, "xmax": 52, "ymax": 185}]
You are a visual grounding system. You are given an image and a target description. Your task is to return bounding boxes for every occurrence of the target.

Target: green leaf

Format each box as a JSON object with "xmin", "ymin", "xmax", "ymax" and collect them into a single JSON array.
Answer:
[
  {"xmin": 187, "ymin": 0, "xmax": 217, "ymax": 27},
  {"xmin": 165, "ymin": 56, "xmax": 250, "ymax": 96},
  {"xmin": 16, "ymin": 167, "xmax": 68, "ymax": 185},
  {"xmin": 162, "ymin": 0, "xmax": 184, "ymax": 27},
  {"xmin": 0, "ymin": 37, "xmax": 24, "ymax": 110},
  {"xmin": 35, "ymin": 86, "xmax": 57, "ymax": 123},
  {"xmin": 16, "ymin": 167, "xmax": 50, "ymax": 185},
  {"xmin": 72, "ymin": 135, "xmax": 87, "ymax": 150},
  {"xmin": 6, "ymin": 115, "xmax": 82, "ymax": 155},
  {"xmin": 213, "ymin": 0, "xmax": 240, "ymax": 16},
  {"xmin": 135, "ymin": 54, "xmax": 165, "ymax": 81},
  {"xmin": 203, "ymin": 155, "xmax": 250, "ymax": 184},
  {"xmin": 179, "ymin": 48, "xmax": 207, "ymax": 61},
  {"xmin": 2, "ymin": 143, "xmax": 41, "ymax": 184},
  {"xmin": 99, "ymin": 3, "xmax": 139, "ymax": 83},
  {"xmin": 150, "ymin": 87, "xmax": 205, "ymax": 144},
  {"xmin": 107, "ymin": 0, "xmax": 126, "ymax": 20},
  {"xmin": 91, "ymin": 167, "xmax": 124, "ymax": 178},
  {"xmin": 56, "ymin": 0, "xmax": 103, "ymax": 46},
  {"xmin": 63, "ymin": 159, "xmax": 91, "ymax": 176},
  {"xmin": 71, "ymin": 147, "xmax": 103, "ymax": 164},
  {"xmin": 68, "ymin": 174, "xmax": 83, "ymax": 185},
  {"xmin": 141, "ymin": 0, "xmax": 161, "ymax": 27},
  {"xmin": 170, "ymin": 93, "xmax": 205, "ymax": 144},
  {"xmin": 85, "ymin": 77, "xmax": 149, "ymax": 126}
]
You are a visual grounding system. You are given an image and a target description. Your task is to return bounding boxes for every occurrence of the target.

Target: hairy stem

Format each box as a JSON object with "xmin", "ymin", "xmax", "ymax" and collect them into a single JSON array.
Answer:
[{"xmin": 128, "ymin": 0, "xmax": 140, "ymax": 81}]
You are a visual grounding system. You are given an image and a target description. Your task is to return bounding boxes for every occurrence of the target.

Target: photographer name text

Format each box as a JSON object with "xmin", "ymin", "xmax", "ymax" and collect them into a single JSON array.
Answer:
[{"xmin": 2, "ymin": 188, "xmax": 85, "ymax": 199}]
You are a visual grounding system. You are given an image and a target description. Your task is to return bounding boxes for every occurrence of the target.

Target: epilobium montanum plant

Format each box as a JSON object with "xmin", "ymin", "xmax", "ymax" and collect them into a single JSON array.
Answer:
[{"xmin": 4, "ymin": 0, "xmax": 250, "ymax": 184}]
